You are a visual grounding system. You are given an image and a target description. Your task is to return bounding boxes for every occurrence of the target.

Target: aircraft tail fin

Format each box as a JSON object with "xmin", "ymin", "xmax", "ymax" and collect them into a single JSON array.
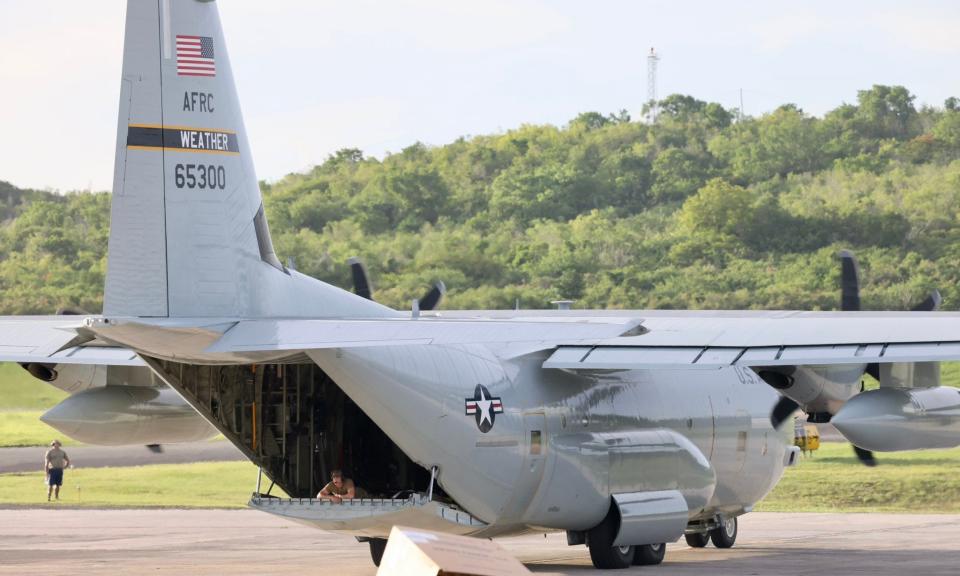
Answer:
[{"xmin": 104, "ymin": 0, "xmax": 393, "ymax": 319}]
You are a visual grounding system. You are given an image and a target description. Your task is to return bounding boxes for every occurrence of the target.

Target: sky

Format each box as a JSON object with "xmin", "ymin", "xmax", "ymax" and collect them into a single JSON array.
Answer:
[{"xmin": 1, "ymin": 0, "xmax": 959, "ymax": 192}]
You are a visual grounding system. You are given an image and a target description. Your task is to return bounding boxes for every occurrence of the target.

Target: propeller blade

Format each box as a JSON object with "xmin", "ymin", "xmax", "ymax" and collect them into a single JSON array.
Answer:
[
  {"xmin": 853, "ymin": 444, "xmax": 877, "ymax": 467},
  {"xmin": 838, "ymin": 250, "xmax": 861, "ymax": 312},
  {"xmin": 770, "ymin": 396, "xmax": 800, "ymax": 429},
  {"xmin": 56, "ymin": 306, "xmax": 89, "ymax": 315},
  {"xmin": 418, "ymin": 281, "xmax": 446, "ymax": 311},
  {"xmin": 910, "ymin": 289, "xmax": 942, "ymax": 312},
  {"xmin": 348, "ymin": 257, "xmax": 373, "ymax": 301}
]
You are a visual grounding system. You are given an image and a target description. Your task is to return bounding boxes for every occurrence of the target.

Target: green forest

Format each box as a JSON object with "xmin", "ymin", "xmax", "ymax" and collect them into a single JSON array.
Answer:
[{"xmin": 3, "ymin": 85, "xmax": 960, "ymax": 314}]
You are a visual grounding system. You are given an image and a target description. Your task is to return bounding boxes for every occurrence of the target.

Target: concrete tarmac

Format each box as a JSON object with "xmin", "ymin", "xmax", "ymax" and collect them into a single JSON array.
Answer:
[{"xmin": 1, "ymin": 509, "xmax": 958, "ymax": 575}]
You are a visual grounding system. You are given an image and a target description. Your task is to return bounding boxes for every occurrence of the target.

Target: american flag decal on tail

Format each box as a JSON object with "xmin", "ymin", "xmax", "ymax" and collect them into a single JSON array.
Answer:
[{"xmin": 176, "ymin": 35, "xmax": 216, "ymax": 77}]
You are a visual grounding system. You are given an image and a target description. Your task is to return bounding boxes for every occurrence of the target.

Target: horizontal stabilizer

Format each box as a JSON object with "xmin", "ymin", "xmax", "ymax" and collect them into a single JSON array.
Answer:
[
  {"xmin": 0, "ymin": 317, "xmax": 89, "ymax": 362},
  {"xmin": 36, "ymin": 346, "xmax": 145, "ymax": 367}
]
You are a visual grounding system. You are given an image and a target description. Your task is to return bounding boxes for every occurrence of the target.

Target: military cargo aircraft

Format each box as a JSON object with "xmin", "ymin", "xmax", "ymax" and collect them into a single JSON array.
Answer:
[{"xmin": 4, "ymin": 0, "xmax": 960, "ymax": 569}]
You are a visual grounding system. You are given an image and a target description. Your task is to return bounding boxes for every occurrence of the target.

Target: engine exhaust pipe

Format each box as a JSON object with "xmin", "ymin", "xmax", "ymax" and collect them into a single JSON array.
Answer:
[{"xmin": 21, "ymin": 363, "xmax": 58, "ymax": 382}]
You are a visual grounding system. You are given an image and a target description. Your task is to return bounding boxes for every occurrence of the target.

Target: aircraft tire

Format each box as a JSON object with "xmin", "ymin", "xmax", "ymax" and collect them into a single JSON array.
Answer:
[
  {"xmin": 632, "ymin": 543, "xmax": 666, "ymax": 565},
  {"xmin": 685, "ymin": 532, "xmax": 710, "ymax": 548},
  {"xmin": 368, "ymin": 538, "xmax": 388, "ymax": 567},
  {"xmin": 710, "ymin": 516, "xmax": 738, "ymax": 549},
  {"xmin": 587, "ymin": 505, "xmax": 634, "ymax": 569}
]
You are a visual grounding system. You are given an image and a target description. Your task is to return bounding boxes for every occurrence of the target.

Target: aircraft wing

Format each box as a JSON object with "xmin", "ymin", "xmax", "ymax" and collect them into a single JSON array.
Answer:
[
  {"xmin": 541, "ymin": 311, "xmax": 960, "ymax": 370},
  {"xmin": 8, "ymin": 311, "xmax": 960, "ymax": 371},
  {"xmin": 0, "ymin": 316, "xmax": 86, "ymax": 361}
]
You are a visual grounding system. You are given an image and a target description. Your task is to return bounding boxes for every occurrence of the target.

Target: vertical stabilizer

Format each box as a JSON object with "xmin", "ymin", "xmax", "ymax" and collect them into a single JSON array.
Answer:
[
  {"xmin": 104, "ymin": 0, "xmax": 394, "ymax": 319},
  {"xmin": 104, "ymin": 0, "xmax": 169, "ymax": 316}
]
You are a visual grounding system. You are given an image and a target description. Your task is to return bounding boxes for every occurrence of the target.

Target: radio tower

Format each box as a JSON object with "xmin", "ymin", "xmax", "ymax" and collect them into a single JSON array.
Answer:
[{"xmin": 646, "ymin": 47, "xmax": 660, "ymax": 123}]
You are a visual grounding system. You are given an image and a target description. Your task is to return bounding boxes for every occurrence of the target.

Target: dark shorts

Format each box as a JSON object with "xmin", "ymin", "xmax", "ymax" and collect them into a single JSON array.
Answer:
[{"xmin": 48, "ymin": 468, "xmax": 63, "ymax": 486}]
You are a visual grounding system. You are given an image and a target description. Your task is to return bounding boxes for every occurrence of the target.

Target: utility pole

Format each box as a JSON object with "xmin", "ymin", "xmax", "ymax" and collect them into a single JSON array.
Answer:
[{"xmin": 647, "ymin": 47, "xmax": 660, "ymax": 124}]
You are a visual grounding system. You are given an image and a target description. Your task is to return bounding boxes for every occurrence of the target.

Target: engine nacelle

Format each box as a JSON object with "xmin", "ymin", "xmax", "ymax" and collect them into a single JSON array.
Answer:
[
  {"xmin": 831, "ymin": 387, "xmax": 960, "ymax": 452},
  {"xmin": 758, "ymin": 364, "xmax": 865, "ymax": 415},
  {"xmin": 41, "ymin": 386, "xmax": 217, "ymax": 445}
]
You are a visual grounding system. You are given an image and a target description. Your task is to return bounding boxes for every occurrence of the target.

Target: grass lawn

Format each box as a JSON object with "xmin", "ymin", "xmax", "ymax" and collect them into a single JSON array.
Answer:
[
  {"xmin": 758, "ymin": 442, "xmax": 960, "ymax": 513},
  {"xmin": 0, "ymin": 363, "xmax": 68, "ymax": 410},
  {"xmin": 939, "ymin": 362, "xmax": 960, "ymax": 387},
  {"xmin": 0, "ymin": 364, "xmax": 74, "ymax": 446},
  {"xmin": 0, "ymin": 460, "xmax": 286, "ymax": 508},
  {"xmin": 0, "ymin": 411, "xmax": 78, "ymax": 447},
  {"xmin": 0, "ymin": 442, "xmax": 954, "ymax": 512}
]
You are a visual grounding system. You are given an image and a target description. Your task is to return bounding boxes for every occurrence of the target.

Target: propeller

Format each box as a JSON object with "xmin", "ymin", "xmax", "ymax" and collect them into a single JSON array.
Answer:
[
  {"xmin": 770, "ymin": 251, "xmax": 941, "ymax": 465},
  {"xmin": 347, "ymin": 257, "xmax": 446, "ymax": 311},
  {"xmin": 417, "ymin": 281, "xmax": 446, "ymax": 312},
  {"xmin": 910, "ymin": 289, "xmax": 942, "ymax": 312},
  {"xmin": 55, "ymin": 306, "xmax": 89, "ymax": 316},
  {"xmin": 841, "ymin": 251, "xmax": 941, "ymax": 383},
  {"xmin": 852, "ymin": 445, "xmax": 877, "ymax": 467},
  {"xmin": 348, "ymin": 257, "xmax": 373, "ymax": 301},
  {"xmin": 770, "ymin": 396, "xmax": 800, "ymax": 429},
  {"xmin": 837, "ymin": 251, "xmax": 875, "ymax": 464},
  {"xmin": 838, "ymin": 250, "xmax": 940, "ymax": 465},
  {"xmin": 840, "ymin": 251, "xmax": 940, "ymax": 314},
  {"xmin": 839, "ymin": 249, "xmax": 861, "ymax": 312}
]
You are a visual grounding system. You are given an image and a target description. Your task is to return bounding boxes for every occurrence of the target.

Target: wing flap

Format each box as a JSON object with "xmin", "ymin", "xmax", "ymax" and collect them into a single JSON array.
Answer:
[
  {"xmin": 206, "ymin": 317, "xmax": 645, "ymax": 353},
  {"xmin": 623, "ymin": 312, "xmax": 960, "ymax": 348},
  {"xmin": 544, "ymin": 342, "xmax": 960, "ymax": 371}
]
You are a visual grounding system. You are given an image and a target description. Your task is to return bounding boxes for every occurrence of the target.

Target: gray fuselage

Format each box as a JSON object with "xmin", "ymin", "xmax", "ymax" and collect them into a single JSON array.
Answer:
[{"xmin": 309, "ymin": 343, "xmax": 792, "ymax": 536}]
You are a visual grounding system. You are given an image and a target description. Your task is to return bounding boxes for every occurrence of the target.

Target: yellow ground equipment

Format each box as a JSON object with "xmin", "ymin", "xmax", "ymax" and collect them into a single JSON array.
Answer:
[{"xmin": 794, "ymin": 420, "xmax": 820, "ymax": 455}]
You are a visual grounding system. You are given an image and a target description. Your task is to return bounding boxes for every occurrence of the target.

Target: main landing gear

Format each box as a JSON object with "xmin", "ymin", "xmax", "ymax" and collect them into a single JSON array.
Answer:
[
  {"xmin": 684, "ymin": 532, "xmax": 710, "ymax": 548},
  {"xmin": 632, "ymin": 543, "xmax": 666, "ymax": 566},
  {"xmin": 685, "ymin": 516, "xmax": 738, "ymax": 549},
  {"xmin": 586, "ymin": 505, "xmax": 667, "ymax": 569}
]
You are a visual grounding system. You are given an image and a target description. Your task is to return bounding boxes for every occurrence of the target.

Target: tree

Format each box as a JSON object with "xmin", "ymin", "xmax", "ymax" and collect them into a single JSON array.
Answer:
[
  {"xmin": 933, "ymin": 111, "xmax": 960, "ymax": 149},
  {"xmin": 678, "ymin": 178, "xmax": 761, "ymax": 237},
  {"xmin": 570, "ymin": 112, "xmax": 610, "ymax": 131},
  {"xmin": 656, "ymin": 94, "xmax": 733, "ymax": 129},
  {"xmin": 649, "ymin": 148, "xmax": 711, "ymax": 202},
  {"xmin": 854, "ymin": 85, "xmax": 919, "ymax": 140},
  {"xmin": 709, "ymin": 105, "xmax": 829, "ymax": 183}
]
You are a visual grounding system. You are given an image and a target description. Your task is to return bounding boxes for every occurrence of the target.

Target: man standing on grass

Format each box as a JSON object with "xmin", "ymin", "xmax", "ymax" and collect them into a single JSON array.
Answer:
[{"xmin": 44, "ymin": 439, "xmax": 70, "ymax": 501}]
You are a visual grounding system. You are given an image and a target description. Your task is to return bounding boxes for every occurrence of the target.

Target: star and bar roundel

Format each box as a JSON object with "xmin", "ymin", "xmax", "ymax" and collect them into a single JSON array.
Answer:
[{"xmin": 464, "ymin": 384, "xmax": 504, "ymax": 433}]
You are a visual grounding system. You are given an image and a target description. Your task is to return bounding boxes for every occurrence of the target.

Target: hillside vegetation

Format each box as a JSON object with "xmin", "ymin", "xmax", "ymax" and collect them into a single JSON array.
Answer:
[{"xmin": 3, "ymin": 85, "xmax": 960, "ymax": 313}]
